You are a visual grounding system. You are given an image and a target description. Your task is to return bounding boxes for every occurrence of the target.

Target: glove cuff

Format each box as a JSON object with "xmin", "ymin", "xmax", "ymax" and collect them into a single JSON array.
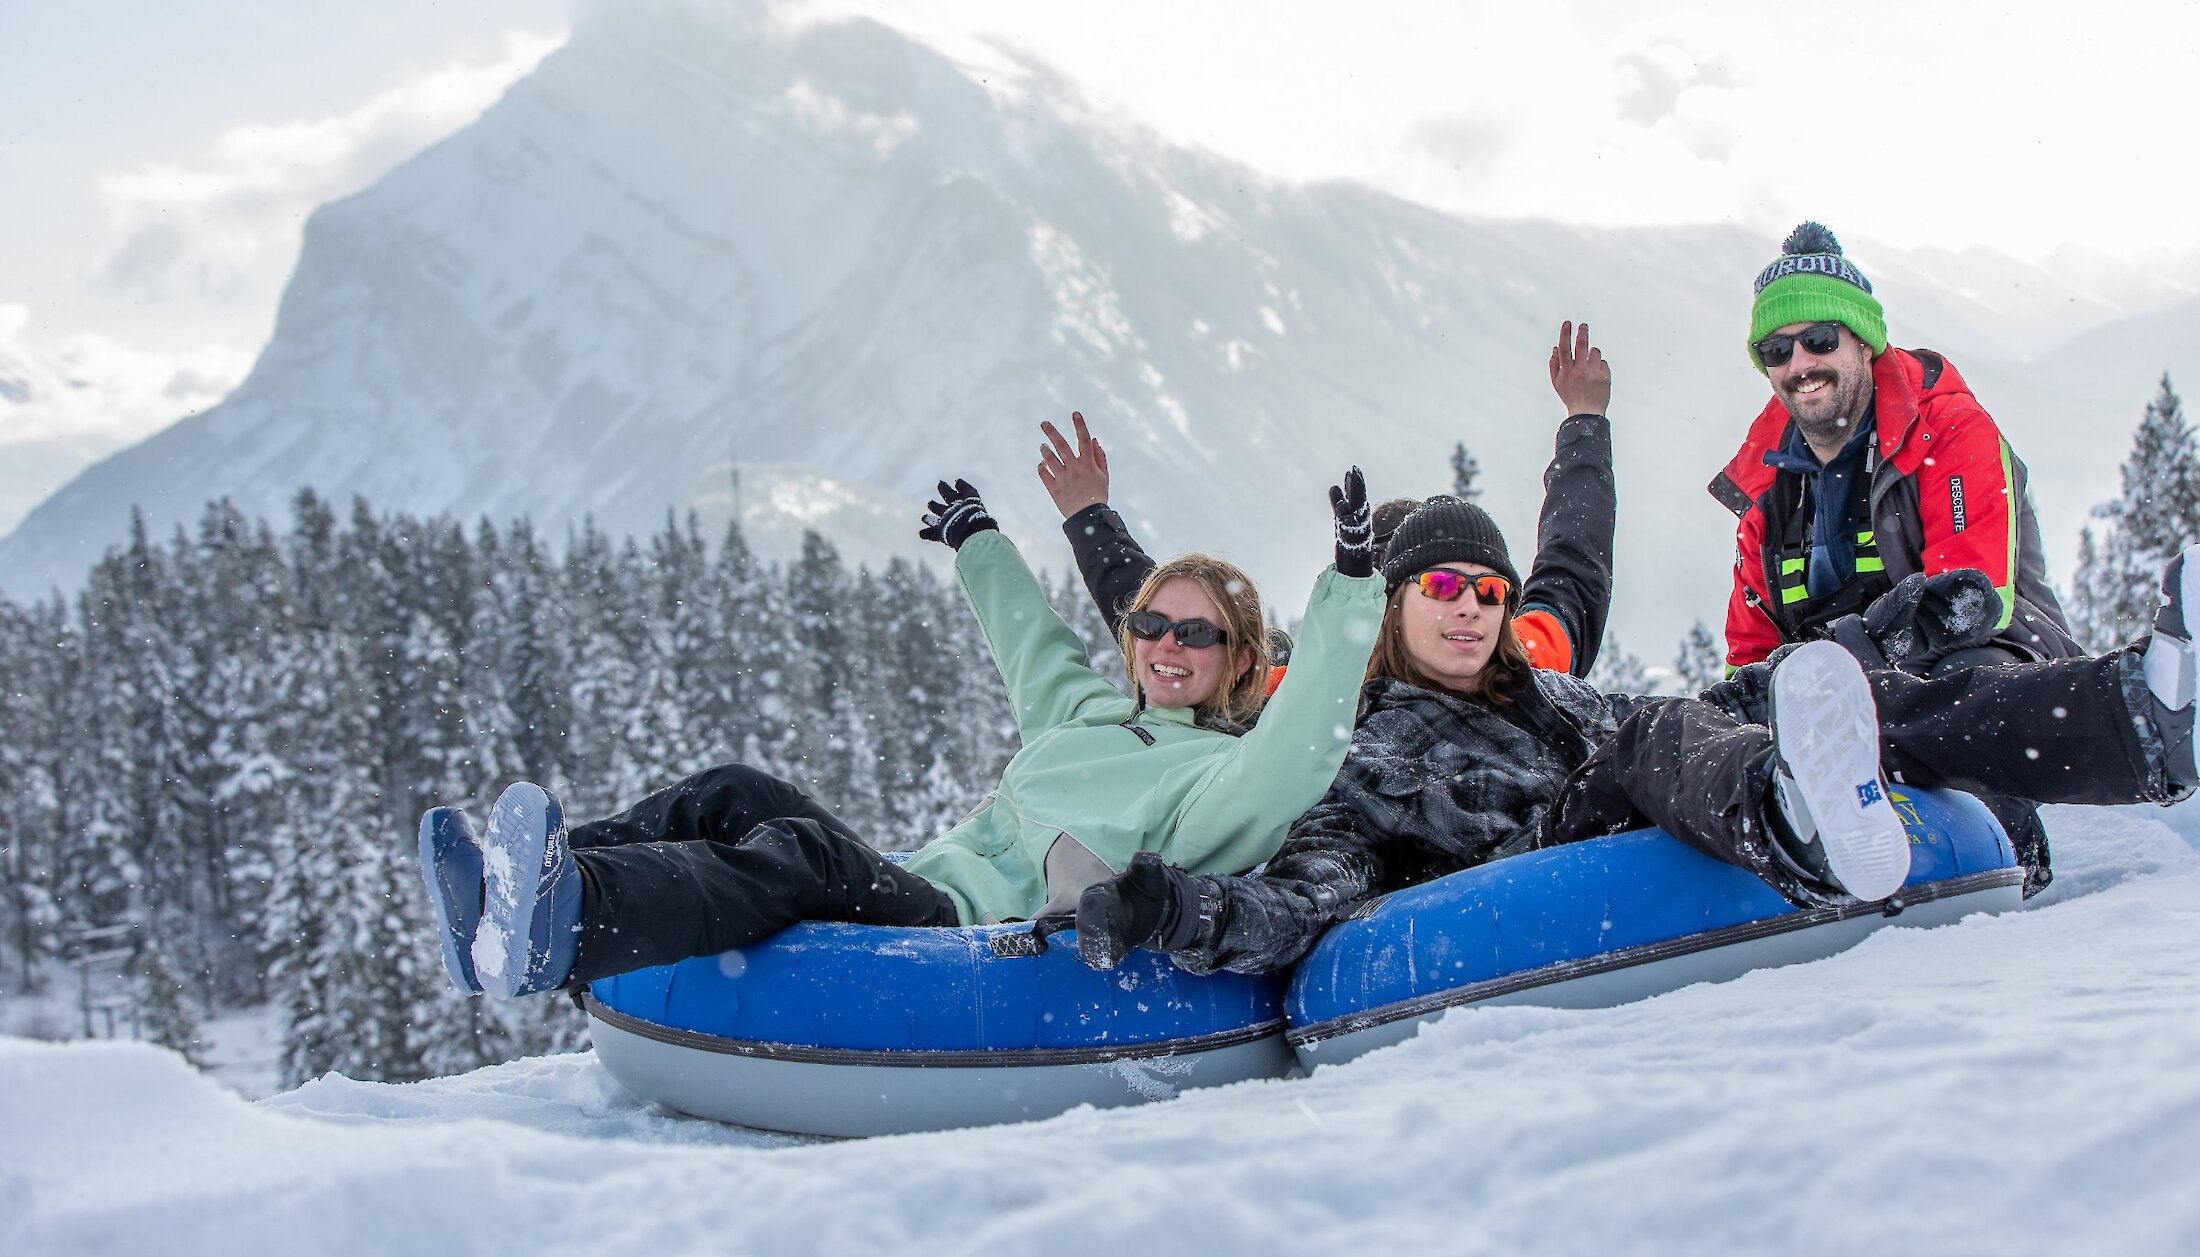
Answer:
[
  {"xmin": 1153, "ymin": 871, "xmax": 1217, "ymax": 953},
  {"xmin": 939, "ymin": 499, "xmax": 997, "ymax": 549},
  {"xmin": 1334, "ymin": 518, "xmax": 1375, "ymax": 579}
]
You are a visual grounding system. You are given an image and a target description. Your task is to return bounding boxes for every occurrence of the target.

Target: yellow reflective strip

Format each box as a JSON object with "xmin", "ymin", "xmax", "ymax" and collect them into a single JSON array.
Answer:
[
  {"xmin": 1854, "ymin": 557, "xmax": 1886, "ymax": 573},
  {"xmin": 1856, "ymin": 530, "xmax": 1875, "ymax": 546},
  {"xmin": 1995, "ymin": 440, "xmax": 2018, "ymax": 632},
  {"xmin": 1780, "ymin": 557, "xmax": 1806, "ymax": 575},
  {"xmin": 1781, "ymin": 585, "xmax": 1809, "ymax": 604}
]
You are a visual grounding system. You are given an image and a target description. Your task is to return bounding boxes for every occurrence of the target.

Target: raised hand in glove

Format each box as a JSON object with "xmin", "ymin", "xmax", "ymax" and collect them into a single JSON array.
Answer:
[
  {"xmin": 917, "ymin": 478, "xmax": 999, "ymax": 550},
  {"xmin": 1075, "ymin": 851, "xmax": 1200, "ymax": 971},
  {"xmin": 1330, "ymin": 466, "xmax": 1374, "ymax": 579}
]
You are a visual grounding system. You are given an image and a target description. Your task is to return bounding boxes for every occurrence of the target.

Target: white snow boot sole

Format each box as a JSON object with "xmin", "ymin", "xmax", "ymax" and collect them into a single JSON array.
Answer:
[
  {"xmin": 475, "ymin": 782, "xmax": 556, "ymax": 1001},
  {"xmin": 2146, "ymin": 542, "xmax": 2200, "ymax": 710},
  {"xmin": 1772, "ymin": 642, "xmax": 1911, "ymax": 902}
]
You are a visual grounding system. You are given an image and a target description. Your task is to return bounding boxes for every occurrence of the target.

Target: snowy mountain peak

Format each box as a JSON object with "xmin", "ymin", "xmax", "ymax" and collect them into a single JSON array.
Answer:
[{"xmin": 4, "ymin": 0, "xmax": 2189, "ymax": 655}]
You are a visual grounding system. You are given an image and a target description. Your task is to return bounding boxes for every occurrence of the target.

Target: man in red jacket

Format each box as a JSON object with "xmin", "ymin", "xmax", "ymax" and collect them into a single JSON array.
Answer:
[
  {"xmin": 1709, "ymin": 222, "xmax": 2081, "ymax": 892},
  {"xmin": 1711, "ymin": 223, "xmax": 2080, "ymax": 672}
]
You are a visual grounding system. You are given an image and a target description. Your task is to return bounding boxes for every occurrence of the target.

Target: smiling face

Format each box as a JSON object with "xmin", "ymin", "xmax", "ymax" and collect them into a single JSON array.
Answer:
[
  {"xmin": 1769, "ymin": 320, "xmax": 1878, "ymax": 457},
  {"xmin": 1132, "ymin": 575, "xmax": 1253, "ymax": 710},
  {"xmin": 1398, "ymin": 563, "xmax": 1506, "ymax": 691}
]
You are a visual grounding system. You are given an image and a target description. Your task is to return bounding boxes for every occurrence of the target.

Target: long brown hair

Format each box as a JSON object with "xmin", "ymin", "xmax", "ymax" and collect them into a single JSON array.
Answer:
[
  {"xmin": 1366, "ymin": 580, "xmax": 1531, "ymax": 706},
  {"xmin": 1115, "ymin": 553, "xmax": 1269, "ymax": 724}
]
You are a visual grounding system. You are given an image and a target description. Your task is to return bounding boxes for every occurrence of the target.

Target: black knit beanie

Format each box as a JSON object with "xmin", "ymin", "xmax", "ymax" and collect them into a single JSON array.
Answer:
[{"xmin": 1378, "ymin": 496, "xmax": 1519, "ymax": 594}]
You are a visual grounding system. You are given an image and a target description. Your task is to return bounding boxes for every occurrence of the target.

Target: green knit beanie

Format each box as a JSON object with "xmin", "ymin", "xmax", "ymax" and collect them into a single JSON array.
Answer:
[{"xmin": 1747, "ymin": 222, "xmax": 1888, "ymax": 373}]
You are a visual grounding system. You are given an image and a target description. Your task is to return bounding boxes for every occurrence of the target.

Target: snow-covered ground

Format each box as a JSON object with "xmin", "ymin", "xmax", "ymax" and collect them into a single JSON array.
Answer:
[{"xmin": 6, "ymin": 804, "xmax": 2200, "ymax": 1255}]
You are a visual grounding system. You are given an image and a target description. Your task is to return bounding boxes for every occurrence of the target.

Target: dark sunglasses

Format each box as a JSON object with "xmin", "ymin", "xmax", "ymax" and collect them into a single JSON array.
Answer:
[
  {"xmin": 1752, "ymin": 321, "xmax": 1844, "ymax": 369},
  {"xmin": 1415, "ymin": 568, "xmax": 1513, "ymax": 607},
  {"xmin": 1125, "ymin": 610, "xmax": 1230, "ymax": 649}
]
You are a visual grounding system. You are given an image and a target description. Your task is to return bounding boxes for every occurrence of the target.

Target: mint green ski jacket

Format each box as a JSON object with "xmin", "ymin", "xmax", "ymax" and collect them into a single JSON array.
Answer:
[{"xmin": 902, "ymin": 529, "xmax": 1383, "ymax": 925}]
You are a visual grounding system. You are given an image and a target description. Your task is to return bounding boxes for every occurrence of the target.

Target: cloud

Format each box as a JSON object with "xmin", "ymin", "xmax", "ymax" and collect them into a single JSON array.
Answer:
[
  {"xmin": 839, "ymin": 0, "xmax": 2199, "ymax": 262},
  {"xmin": 89, "ymin": 28, "xmax": 566, "ymax": 308},
  {"xmin": 1405, "ymin": 112, "xmax": 1513, "ymax": 182},
  {"xmin": 0, "ymin": 303, "xmax": 251, "ymax": 447},
  {"xmin": 0, "ymin": 303, "xmax": 255, "ymax": 534},
  {"xmin": 1611, "ymin": 39, "xmax": 1742, "ymax": 128}
]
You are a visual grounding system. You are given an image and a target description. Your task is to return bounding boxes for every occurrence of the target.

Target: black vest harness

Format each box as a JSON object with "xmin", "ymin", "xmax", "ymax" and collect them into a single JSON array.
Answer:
[{"xmin": 1750, "ymin": 462, "xmax": 1893, "ymax": 641}]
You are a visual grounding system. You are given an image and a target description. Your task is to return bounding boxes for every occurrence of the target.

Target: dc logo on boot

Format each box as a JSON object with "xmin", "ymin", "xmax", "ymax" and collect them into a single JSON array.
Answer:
[{"xmin": 1855, "ymin": 780, "xmax": 1884, "ymax": 808}]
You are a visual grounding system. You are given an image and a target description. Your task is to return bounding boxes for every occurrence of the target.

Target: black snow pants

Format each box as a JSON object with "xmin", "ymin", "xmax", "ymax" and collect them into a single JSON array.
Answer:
[
  {"xmin": 563, "ymin": 764, "xmax": 959, "ymax": 987},
  {"xmin": 1544, "ymin": 650, "xmax": 2167, "ymax": 906}
]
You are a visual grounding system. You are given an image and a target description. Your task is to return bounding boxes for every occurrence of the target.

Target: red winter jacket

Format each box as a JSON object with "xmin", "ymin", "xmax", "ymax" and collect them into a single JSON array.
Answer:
[{"xmin": 1709, "ymin": 348, "xmax": 2080, "ymax": 669}]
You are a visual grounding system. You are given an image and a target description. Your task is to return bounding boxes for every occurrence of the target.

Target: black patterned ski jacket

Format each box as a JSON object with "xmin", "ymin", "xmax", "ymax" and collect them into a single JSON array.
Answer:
[{"xmin": 1167, "ymin": 669, "xmax": 1618, "ymax": 975}]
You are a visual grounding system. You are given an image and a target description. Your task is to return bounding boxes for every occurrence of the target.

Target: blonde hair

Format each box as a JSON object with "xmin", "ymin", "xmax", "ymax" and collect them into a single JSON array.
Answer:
[
  {"xmin": 1366, "ymin": 580, "xmax": 1531, "ymax": 706},
  {"xmin": 1115, "ymin": 554, "xmax": 1269, "ymax": 724}
]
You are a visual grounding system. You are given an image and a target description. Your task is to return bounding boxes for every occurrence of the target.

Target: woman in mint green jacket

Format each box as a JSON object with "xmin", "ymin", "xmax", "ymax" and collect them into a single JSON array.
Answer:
[{"xmin": 422, "ymin": 472, "xmax": 1384, "ymax": 1000}]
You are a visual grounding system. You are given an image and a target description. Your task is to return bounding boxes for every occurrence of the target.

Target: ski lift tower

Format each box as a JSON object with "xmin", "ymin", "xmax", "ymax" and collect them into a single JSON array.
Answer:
[{"xmin": 64, "ymin": 921, "xmax": 139, "ymax": 1040}]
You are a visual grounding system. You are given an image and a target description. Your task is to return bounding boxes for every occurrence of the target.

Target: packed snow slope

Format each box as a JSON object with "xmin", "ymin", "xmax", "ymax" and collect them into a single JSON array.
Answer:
[
  {"xmin": 6, "ymin": 804, "xmax": 2199, "ymax": 1255},
  {"xmin": 4, "ymin": 0, "xmax": 2193, "ymax": 653}
]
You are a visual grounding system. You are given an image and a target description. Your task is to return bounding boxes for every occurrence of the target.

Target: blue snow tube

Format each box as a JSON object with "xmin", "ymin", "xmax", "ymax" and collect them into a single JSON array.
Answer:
[
  {"xmin": 1285, "ymin": 786, "xmax": 2025, "ymax": 1069},
  {"xmin": 583, "ymin": 919, "xmax": 1291, "ymax": 1137}
]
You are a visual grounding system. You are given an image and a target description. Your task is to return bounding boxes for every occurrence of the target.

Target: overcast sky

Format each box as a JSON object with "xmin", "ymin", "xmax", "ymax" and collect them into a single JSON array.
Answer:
[{"xmin": 4, "ymin": 0, "xmax": 2197, "ymax": 499}]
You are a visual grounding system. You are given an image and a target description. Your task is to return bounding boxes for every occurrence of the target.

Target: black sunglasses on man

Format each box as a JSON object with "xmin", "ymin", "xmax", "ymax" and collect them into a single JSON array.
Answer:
[{"xmin": 1752, "ymin": 320, "xmax": 1845, "ymax": 368}]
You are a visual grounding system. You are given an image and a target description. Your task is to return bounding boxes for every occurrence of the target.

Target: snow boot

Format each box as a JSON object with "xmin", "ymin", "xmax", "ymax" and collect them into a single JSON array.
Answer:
[
  {"xmin": 2145, "ymin": 542, "xmax": 2200, "ymax": 795},
  {"xmin": 1766, "ymin": 773, "xmax": 1834, "ymax": 887},
  {"xmin": 417, "ymin": 806, "xmax": 484, "ymax": 995},
  {"xmin": 474, "ymin": 782, "xmax": 583, "ymax": 1000},
  {"xmin": 1768, "ymin": 641, "xmax": 1911, "ymax": 902}
]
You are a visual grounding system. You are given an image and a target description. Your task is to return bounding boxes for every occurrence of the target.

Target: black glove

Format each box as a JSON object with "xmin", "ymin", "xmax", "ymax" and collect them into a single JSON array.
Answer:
[
  {"xmin": 1828, "ymin": 616, "xmax": 1893, "ymax": 673},
  {"xmin": 1330, "ymin": 466, "xmax": 1373, "ymax": 579},
  {"xmin": 1833, "ymin": 569, "xmax": 2001, "ymax": 674},
  {"xmin": 1075, "ymin": 852, "xmax": 1199, "ymax": 971},
  {"xmin": 918, "ymin": 479, "xmax": 999, "ymax": 550},
  {"xmin": 1699, "ymin": 660, "xmax": 1773, "ymax": 726}
]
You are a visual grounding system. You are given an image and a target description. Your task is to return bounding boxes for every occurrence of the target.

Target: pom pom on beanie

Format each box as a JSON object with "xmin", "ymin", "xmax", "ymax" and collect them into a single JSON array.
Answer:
[{"xmin": 1747, "ymin": 221, "xmax": 1888, "ymax": 372}]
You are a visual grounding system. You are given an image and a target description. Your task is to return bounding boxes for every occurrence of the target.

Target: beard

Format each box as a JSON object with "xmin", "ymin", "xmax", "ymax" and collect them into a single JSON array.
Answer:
[{"xmin": 1779, "ymin": 358, "xmax": 1875, "ymax": 452}]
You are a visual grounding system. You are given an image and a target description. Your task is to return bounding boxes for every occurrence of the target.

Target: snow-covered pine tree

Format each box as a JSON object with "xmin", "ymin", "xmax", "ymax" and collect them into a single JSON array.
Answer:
[
  {"xmin": 1672, "ymin": 621, "xmax": 1724, "ymax": 697},
  {"xmin": 269, "ymin": 623, "xmax": 437, "ymax": 1086},
  {"xmin": 783, "ymin": 531, "xmax": 883, "ymax": 836},
  {"xmin": 0, "ymin": 598, "xmax": 69, "ymax": 986},
  {"xmin": 267, "ymin": 634, "xmax": 362, "ymax": 1087},
  {"xmin": 133, "ymin": 937, "xmax": 207, "ymax": 1067},
  {"xmin": 704, "ymin": 517, "xmax": 794, "ymax": 778},
  {"xmin": 399, "ymin": 610, "xmax": 488, "ymax": 812},
  {"xmin": 869, "ymin": 558, "xmax": 969, "ymax": 850},
  {"xmin": 460, "ymin": 521, "xmax": 525, "ymax": 804},
  {"xmin": 2069, "ymin": 373, "xmax": 2200, "ymax": 650},
  {"xmin": 403, "ymin": 518, "xmax": 519, "ymax": 810},
  {"xmin": 2070, "ymin": 525, "xmax": 2109, "ymax": 649},
  {"xmin": 58, "ymin": 561, "xmax": 143, "ymax": 943},
  {"xmin": 628, "ymin": 513, "xmax": 713, "ymax": 780},
  {"xmin": 498, "ymin": 522, "xmax": 576, "ymax": 792},
  {"xmin": 341, "ymin": 498, "xmax": 423, "ymax": 824},
  {"xmin": 561, "ymin": 521, "xmax": 647, "ymax": 816},
  {"xmin": 59, "ymin": 517, "xmax": 198, "ymax": 1003},
  {"xmin": 132, "ymin": 519, "xmax": 223, "ymax": 1006},
  {"xmin": 188, "ymin": 500, "xmax": 298, "ymax": 1004},
  {"xmin": 1449, "ymin": 442, "xmax": 1483, "ymax": 502}
]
